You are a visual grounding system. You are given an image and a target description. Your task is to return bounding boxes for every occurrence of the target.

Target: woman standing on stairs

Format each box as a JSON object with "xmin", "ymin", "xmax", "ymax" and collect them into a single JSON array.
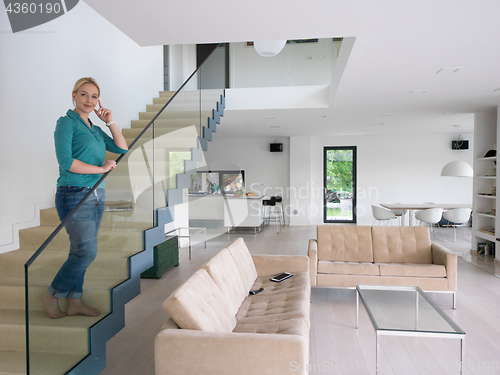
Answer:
[{"xmin": 42, "ymin": 77, "xmax": 128, "ymax": 319}]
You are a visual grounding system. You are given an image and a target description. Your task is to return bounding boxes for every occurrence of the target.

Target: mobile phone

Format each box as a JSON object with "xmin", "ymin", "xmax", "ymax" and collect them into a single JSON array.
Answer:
[{"xmin": 270, "ymin": 272, "xmax": 293, "ymax": 282}]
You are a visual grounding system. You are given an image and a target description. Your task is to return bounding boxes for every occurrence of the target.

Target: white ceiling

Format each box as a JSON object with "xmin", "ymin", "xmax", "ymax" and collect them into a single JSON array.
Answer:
[{"xmin": 84, "ymin": 0, "xmax": 500, "ymax": 138}]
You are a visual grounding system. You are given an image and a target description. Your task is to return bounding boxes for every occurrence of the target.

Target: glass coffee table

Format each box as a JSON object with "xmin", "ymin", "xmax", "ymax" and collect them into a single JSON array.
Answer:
[{"xmin": 356, "ymin": 285, "xmax": 465, "ymax": 374}]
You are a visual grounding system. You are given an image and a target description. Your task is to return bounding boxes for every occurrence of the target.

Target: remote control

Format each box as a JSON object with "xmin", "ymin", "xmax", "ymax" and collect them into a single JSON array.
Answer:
[{"xmin": 249, "ymin": 287, "xmax": 264, "ymax": 295}]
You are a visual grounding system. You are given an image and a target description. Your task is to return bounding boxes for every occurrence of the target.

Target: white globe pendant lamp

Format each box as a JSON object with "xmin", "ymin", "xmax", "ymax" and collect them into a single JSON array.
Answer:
[
  {"xmin": 254, "ymin": 40, "xmax": 287, "ymax": 57},
  {"xmin": 440, "ymin": 160, "xmax": 473, "ymax": 177}
]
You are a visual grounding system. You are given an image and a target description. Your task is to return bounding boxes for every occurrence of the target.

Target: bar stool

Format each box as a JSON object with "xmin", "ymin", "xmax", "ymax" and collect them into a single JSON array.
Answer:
[
  {"xmin": 262, "ymin": 197, "xmax": 282, "ymax": 233},
  {"xmin": 272, "ymin": 196, "xmax": 286, "ymax": 227},
  {"xmin": 261, "ymin": 198, "xmax": 273, "ymax": 227}
]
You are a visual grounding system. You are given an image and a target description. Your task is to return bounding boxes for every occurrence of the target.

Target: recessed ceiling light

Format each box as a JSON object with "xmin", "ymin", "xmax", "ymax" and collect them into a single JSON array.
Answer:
[
  {"xmin": 273, "ymin": 132, "xmax": 283, "ymax": 135},
  {"xmin": 322, "ymin": 115, "xmax": 333, "ymax": 118},
  {"xmin": 443, "ymin": 112, "xmax": 455, "ymax": 114},
  {"xmin": 409, "ymin": 90, "xmax": 428, "ymax": 94},
  {"xmin": 437, "ymin": 67, "xmax": 461, "ymax": 74},
  {"xmin": 264, "ymin": 116, "xmax": 277, "ymax": 120},
  {"xmin": 367, "ymin": 123, "xmax": 384, "ymax": 126},
  {"xmin": 381, "ymin": 113, "xmax": 393, "ymax": 116},
  {"xmin": 270, "ymin": 125, "xmax": 280, "ymax": 128}
]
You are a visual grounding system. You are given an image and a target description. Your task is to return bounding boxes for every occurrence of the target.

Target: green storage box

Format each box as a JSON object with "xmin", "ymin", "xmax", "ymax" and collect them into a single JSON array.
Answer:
[{"xmin": 141, "ymin": 236, "xmax": 179, "ymax": 279}]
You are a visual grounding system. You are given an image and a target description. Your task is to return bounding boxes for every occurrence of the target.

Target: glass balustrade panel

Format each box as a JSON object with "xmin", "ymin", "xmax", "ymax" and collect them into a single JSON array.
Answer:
[
  {"xmin": 26, "ymin": 126, "xmax": 154, "ymax": 374},
  {"xmin": 25, "ymin": 43, "xmax": 226, "ymax": 375}
]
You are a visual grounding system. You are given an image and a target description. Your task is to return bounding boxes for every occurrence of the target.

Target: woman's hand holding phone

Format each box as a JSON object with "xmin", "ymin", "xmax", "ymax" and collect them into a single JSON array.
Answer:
[{"xmin": 94, "ymin": 100, "xmax": 113, "ymax": 123}]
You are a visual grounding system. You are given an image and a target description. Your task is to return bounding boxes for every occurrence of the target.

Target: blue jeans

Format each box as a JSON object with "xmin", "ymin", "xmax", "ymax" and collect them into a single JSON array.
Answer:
[{"xmin": 50, "ymin": 186, "xmax": 105, "ymax": 299}]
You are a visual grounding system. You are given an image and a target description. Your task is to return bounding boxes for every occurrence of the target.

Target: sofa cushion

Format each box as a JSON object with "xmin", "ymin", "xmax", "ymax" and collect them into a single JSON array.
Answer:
[
  {"xmin": 236, "ymin": 290, "xmax": 310, "ymax": 326},
  {"xmin": 163, "ymin": 269, "xmax": 236, "ymax": 332},
  {"xmin": 372, "ymin": 226, "xmax": 432, "ymax": 264},
  {"xmin": 202, "ymin": 248, "xmax": 248, "ymax": 316},
  {"xmin": 317, "ymin": 261, "xmax": 380, "ymax": 276},
  {"xmin": 234, "ymin": 318, "xmax": 309, "ymax": 337},
  {"xmin": 226, "ymin": 238, "xmax": 258, "ymax": 292},
  {"xmin": 317, "ymin": 226, "xmax": 373, "ymax": 262},
  {"xmin": 235, "ymin": 272, "xmax": 310, "ymax": 327},
  {"xmin": 378, "ymin": 263, "xmax": 446, "ymax": 278}
]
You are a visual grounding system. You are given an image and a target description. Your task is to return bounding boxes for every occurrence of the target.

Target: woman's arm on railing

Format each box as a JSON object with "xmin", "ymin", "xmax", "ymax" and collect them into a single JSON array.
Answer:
[{"xmin": 69, "ymin": 159, "xmax": 117, "ymax": 174}]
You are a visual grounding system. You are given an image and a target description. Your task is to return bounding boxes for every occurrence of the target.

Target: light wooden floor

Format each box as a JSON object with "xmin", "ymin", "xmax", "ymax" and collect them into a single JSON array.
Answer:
[{"xmin": 99, "ymin": 225, "xmax": 500, "ymax": 375}]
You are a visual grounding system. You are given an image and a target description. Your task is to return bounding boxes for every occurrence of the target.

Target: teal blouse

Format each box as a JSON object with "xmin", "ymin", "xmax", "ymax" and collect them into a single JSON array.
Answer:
[{"xmin": 54, "ymin": 109, "xmax": 128, "ymax": 188}]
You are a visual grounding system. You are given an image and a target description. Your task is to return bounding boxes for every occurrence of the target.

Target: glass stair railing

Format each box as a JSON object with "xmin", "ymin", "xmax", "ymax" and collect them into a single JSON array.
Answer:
[{"xmin": 0, "ymin": 47, "xmax": 225, "ymax": 375}]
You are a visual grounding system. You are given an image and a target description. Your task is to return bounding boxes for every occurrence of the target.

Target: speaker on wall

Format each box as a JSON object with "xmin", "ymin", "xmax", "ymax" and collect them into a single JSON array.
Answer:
[
  {"xmin": 270, "ymin": 143, "xmax": 283, "ymax": 152},
  {"xmin": 451, "ymin": 140, "xmax": 469, "ymax": 150}
]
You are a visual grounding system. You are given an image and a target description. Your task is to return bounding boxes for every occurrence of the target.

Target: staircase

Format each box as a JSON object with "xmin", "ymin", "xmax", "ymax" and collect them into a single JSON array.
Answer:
[{"xmin": 0, "ymin": 88, "xmax": 225, "ymax": 375}]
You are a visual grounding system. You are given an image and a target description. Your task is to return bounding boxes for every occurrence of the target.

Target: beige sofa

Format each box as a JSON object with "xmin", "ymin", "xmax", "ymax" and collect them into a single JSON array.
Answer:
[
  {"xmin": 308, "ymin": 226, "xmax": 457, "ymax": 307},
  {"xmin": 155, "ymin": 238, "xmax": 310, "ymax": 375}
]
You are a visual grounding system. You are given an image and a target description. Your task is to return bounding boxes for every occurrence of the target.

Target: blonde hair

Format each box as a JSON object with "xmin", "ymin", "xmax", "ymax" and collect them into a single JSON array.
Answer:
[{"xmin": 72, "ymin": 77, "xmax": 100, "ymax": 97}]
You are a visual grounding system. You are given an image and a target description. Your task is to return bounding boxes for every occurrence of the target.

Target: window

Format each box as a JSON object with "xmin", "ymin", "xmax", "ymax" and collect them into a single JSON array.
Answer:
[
  {"xmin": 169, "ymin": 151, "xmax": 192, "ymax": 189},
  {"xmin": 324, "ymin": 146, "xmax": 357, "ymax": 223},
  {"xmin": 189, "ymin": 170, "xmax": 245, "ymax": 196}
]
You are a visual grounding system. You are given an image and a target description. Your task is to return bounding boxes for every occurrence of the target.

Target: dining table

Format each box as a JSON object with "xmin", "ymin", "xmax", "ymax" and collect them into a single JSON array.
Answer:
[{"xmin": 379, "ymin": 203, "xmax": 472, "ymax": 226}]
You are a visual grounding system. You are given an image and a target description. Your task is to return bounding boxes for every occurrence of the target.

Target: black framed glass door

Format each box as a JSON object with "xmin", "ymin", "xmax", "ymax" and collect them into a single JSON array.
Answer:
[{"xmin": 324, "ymin": 146, "xmax": 357, "ymax": 223}]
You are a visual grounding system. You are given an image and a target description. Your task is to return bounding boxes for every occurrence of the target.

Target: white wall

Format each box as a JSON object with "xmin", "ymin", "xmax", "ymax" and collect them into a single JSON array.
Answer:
[
  {"xmin": 204, "ymin": 136, "xmax": 291, "ymax": 220},
  {"xmin": 289, "ymin": 137, "xmax": 313, "ymax": 225},
  {"xmin": 0, "ymin": 2, "xmax": 163, "ymax": 252},
  {"xmin": 205, "ymin": 132, "xmax": 474, "ymax": 228},
  {"xmin": 290, "ymin": 132, "xmax": 474, "ymax": 226},
  {"xmin": 169, "ymin": 44, "xmax": 197, "ymax": 91}
]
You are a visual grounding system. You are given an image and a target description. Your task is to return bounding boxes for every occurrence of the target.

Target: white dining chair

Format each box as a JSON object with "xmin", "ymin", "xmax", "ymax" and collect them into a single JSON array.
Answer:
[
  {"xmin": 414, "ymin": 208, "xmax": 444, "ymax": 239},
  {"xmin": 443, "ymin": 208, "xmax": 472, "ymax": 242},
  {"xmin": 388, "ymin": 202, "xmax": 406, "ymax": 226},
  {"xmin": 371, "ymin": 205, "xmax": 397, "ymax": 226},
  {"xmin": 412, "ymin": 202, "xmax": 434, "ymax": 224}
]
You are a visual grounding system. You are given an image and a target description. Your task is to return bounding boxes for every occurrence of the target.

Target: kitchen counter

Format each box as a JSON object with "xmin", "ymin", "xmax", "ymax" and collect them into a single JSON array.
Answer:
[{"xmin": 223, "ymin": 196, "xmax": 266, "ymax": 233}]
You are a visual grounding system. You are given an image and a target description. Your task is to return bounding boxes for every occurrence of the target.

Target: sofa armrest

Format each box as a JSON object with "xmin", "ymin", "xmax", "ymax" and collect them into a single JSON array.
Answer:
[
  {"xmin": 251, "ymin": 254, "xmax": 309, "ymax": 277},
  {"xmin": 431, "ymin": 242, "xmax": 457, "ymax": 291},
  {"xmin": 155, "ymin": 328, "xmax": 308, "ymax": 375},
  {"xmin": 308, "ymin": 240, "xmax": 318, "ymax": 286}
]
